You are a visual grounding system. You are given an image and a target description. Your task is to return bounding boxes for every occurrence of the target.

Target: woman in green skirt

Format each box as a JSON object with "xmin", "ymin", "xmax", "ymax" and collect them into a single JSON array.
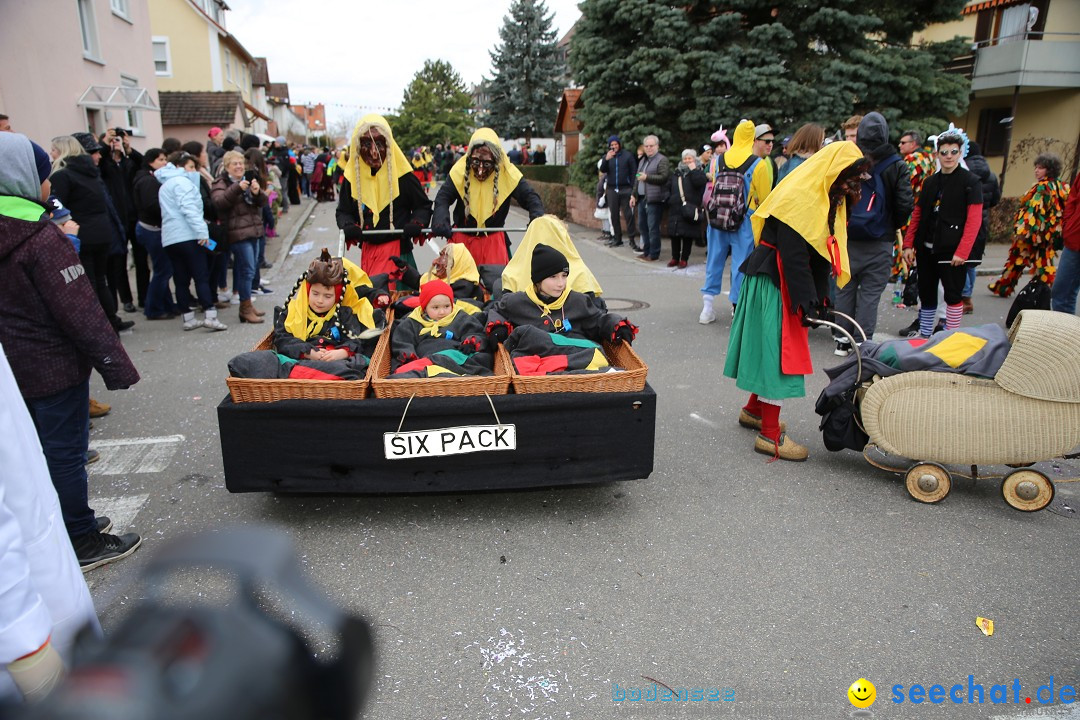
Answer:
[{"xmin": 724, "ymin": 142, "xmax": 870, "ymax": 461}]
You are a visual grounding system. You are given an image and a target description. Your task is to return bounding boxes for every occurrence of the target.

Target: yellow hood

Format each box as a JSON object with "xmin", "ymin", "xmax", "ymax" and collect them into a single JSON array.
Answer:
[
  {"xmin": 342, "ymin": 114, "xmax": 413, "ymax": 225},
  {"xmin": 448, "ymin": 128, "xmax": 522, "ymax": 227},
  {"xmin": 502, "ymin": 215, "xmax": 602, "ymax": 295},
  {"xmin": 420, "ymin": 242, "xmax": 480, "ymax": 286},
  {"xmin": 750, "ymin": 141, "xmax": 866, "ymax": 289},
  {"xmin": 723, "ymin": 119, "xmax": 757, "ymax": 168}
]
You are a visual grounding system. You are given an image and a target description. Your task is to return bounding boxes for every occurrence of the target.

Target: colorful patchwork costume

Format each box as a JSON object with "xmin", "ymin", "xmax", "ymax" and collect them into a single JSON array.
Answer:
[{"xmin": 988, "ymin": 175, "xmax": 1070, "ymax": 296}]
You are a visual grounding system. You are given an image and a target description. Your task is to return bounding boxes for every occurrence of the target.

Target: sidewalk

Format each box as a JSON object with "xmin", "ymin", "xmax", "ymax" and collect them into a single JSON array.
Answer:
[{"xmin": 262, "ymin": 195, "xmax": 319, "ymax": 282}]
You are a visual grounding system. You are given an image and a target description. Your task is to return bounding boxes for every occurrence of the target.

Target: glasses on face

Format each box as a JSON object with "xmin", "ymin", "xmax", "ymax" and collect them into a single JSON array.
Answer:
[
  {"xmin": 469, "ymin": 158, "xmax": 495, "ymax": 170},
  {"xmin": 939, "ymin": 148, "xmax": 961, "ymax": 156}
]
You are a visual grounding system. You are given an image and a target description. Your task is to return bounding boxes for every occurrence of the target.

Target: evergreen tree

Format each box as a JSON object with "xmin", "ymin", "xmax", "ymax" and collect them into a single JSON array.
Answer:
[
  {"xmin": 568, "ymin": 0, "xmax": 969, "ymax": 189},
  {"xmin": 487, "ymin": 0, "xmax": 565, "ymax": 138},
  {"xmin": 393, "ymin": 60, "xmax": 474, "ymax": 150}
]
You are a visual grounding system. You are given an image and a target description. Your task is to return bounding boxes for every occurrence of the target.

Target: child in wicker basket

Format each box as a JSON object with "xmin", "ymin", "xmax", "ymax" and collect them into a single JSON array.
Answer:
[
  {"xmin": 271, "ymin": 251, "xmax": 373, "ymax": 373},
  {"xmin": 487, "ymin": 242, "xmax": 637, "ymax": 375},
  {"xmin": 390, "ymin": 279, "xmax": 493, "ymax": 377}
]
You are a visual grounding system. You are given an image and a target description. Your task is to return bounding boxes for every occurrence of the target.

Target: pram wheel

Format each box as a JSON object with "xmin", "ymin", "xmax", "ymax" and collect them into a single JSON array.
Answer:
[
  {"xmin": 904, "ymin": 463, "xmax": 952, "ymax": 504},
  {"xmin": 1001, "ymin": 469, "xmax": 1055, "ymax": 512}
]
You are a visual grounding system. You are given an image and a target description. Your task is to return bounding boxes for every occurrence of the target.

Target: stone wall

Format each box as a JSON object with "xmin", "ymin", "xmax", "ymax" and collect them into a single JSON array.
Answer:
[{"xmin": 566, "ymin": 185, "xmax": 603, "ymax": 230}]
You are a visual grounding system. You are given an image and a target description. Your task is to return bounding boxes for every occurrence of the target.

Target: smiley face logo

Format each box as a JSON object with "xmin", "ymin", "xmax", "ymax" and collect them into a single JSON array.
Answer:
[{"xmin": 848, "ymin": 678, "xmax": 876, "ymax": 708}]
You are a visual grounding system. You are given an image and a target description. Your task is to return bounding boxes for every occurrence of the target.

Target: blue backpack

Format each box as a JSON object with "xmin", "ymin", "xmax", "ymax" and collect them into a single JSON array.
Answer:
[{"xmin": 848, "ymin": 154, "xmax": 901, "ymax": 241}]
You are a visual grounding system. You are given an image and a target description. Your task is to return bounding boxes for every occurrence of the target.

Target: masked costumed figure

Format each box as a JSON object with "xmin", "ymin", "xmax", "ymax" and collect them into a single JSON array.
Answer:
[
  {"xmin": 724, "ymin": 142, "xmax": 870, "ymax": 462},
  {"xmin": 988, "ymin": 153, "xmax": 1070, "ymax": 297},
  {"xmin": 391, "ymin": 242, "xmax": 483, "ymax": 305},
  {"xmin": 336, "ymin": 114, "xmax": 432, "ymax": 283},
  {"xmin": 431, "ymin": 128, "xmax": 545, "ymax": 265}
]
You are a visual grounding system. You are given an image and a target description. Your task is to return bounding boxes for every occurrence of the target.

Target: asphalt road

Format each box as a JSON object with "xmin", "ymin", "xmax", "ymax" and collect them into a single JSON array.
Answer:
[{"xmin": 84, "ymin": 197, "xmax": 1080, "ymax": 719}]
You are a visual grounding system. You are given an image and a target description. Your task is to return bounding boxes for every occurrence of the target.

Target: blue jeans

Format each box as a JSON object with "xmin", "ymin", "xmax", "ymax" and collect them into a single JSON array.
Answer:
[
  {"xmin": 231, "ymin": 238, "xmax": 257, "ymax": 302},
  {"xmin": 637, "ymin": 201, "xmax": 663, "ymax": 259},
  {"xmin": 1052, "ymin": 247, "xmax": 1080, "ymax": 315},
  {"xmin": 963, "ymin": 265, "xmax": 976, "ymax": 298},
  {"xmin": 701, "ymin": 220, "xmax": 754, "ymax": 305},
  {"xmin": 165, "ymin": 240, "xmax": 214, "ymax": 312},
  {"xmin": 135, "ymin": 223, "xmax": 176, "ymax": 318},
  {"xmin": 25, "ymin": 378, "xmax": 96, "ymax": 539}
]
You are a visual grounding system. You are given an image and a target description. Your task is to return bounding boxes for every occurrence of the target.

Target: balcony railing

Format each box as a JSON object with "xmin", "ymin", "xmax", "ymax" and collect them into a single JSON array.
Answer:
[{"xmin": 970, "ymin": 32, "xmax": 1080, "ymax": 92}]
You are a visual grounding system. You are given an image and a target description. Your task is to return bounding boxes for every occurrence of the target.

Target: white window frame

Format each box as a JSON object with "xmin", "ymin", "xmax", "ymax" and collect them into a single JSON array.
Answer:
[
  {"xmin": 225, "ymin": 48, "xmax": 232, "ymax": 83},
  {"xmin": 120, "ymin": 74, "xmax": 143, "ymax": 136},
  {"xmin": 110, "ymin": 0, "xmax": 132, "ymax": 22},
  {"xmin": 78, "ymin": 0, "xmax": 103, "ymax": 63},
  {"xmin": 151, "ymin": 36, "xmax": 172, "ymax": 77}
]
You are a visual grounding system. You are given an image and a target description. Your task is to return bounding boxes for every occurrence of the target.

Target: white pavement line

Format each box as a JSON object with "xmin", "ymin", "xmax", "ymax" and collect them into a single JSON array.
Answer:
[
  {"xmin": 90, "ymin": 494, "xmax": 149, "ymax": 534},
  {"xmin": 689, "ymin": 412, "xmax": 718, "ymax": 428},
  {"xmin": 89, "ymin": 435, "xmax": 184, "ymax": 475}
]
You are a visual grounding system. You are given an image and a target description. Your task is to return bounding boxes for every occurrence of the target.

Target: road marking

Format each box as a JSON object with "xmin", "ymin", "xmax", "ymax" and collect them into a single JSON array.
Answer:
[
  {"xmin": 689, "ymin": 412, "xmax": 718, "ymax": 428},
  {"xmin": 90, "ymin": 494, "xmax": 149, "ymax": 534},
  {"xmin": 89, "ymin": 435, "xmax": 184, "ymax": 475}
]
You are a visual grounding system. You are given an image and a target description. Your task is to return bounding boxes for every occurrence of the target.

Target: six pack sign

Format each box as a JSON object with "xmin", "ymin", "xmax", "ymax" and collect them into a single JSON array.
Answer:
[{"xmin": 384, "ymin": 424, "xmax": 517, "ymax": 459}]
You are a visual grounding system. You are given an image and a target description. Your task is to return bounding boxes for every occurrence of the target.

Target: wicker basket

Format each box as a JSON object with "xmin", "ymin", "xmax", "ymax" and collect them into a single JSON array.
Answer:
[
  {"xmin": 226, "ymin": 330, "xmax": 372, "ymax": 403},
  {"xmin": 508, "ymin": 341, "xmax": 648, "ymax": 394},
  {"xmin": 370, "ymin": 329, "xmax": 512, "ymax": 398}
]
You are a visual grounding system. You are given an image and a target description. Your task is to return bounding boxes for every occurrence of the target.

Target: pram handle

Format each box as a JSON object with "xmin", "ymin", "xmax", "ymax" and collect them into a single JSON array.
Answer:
[{"xmin": 806, "ymin": 315, "xmax": 863, "ymax": 382}]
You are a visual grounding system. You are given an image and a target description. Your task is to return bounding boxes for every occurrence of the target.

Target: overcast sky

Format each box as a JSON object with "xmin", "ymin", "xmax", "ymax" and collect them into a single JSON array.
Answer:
[{"xmin": 227, "ymin": 0, "xmax": 583, "ymax": 129}]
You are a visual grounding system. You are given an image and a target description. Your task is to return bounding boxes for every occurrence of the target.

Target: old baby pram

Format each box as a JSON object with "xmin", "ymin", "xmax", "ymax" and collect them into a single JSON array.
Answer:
[{"xmin": 814, "ymin": 309, "xmax": 1080, "ymax": 512}]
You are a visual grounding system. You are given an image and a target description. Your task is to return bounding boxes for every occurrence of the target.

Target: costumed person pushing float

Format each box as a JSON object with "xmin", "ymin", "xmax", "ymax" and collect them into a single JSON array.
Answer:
[
  {"xmin": 336, "ymin": 114, "xmax": 432, "ymax": 283},
  {"xmin": 724, "ymin": 142, "xmax": 870, "ymax": 461},
  {"xmin": 431, "ymin": 128, "xmax": 545, "ymax": 265}
]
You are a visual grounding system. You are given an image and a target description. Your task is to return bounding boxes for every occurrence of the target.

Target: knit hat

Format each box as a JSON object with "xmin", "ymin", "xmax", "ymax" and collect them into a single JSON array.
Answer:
[
  {"xmin": 754, "ymin": 123, "xmax": 774, "ymax": 140},
  {"xmin": 306, "ymin": 248, "xmax": 344, "ymax": 287},
  {"xmin": 419, "ymin": 279, "xmax": 453, "ymax": 311},
  {"xmin": 531, "ymin": 244, "xmax": 569, "ymax": 284},
  {"xmin": 608, "ymin": 135, "xmax": 621, "ymax": 147},
  {"xmin": 276, "ymin": 136, "xmax": 286, "ymax": 144}
]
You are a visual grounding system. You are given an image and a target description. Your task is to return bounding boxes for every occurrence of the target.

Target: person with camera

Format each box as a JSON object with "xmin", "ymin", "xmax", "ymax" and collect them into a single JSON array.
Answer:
[
  {"xmin": 212, "ymin": 150, "xmax": 268, "ymax": 324},
  {"xmin": 598, "ymin": 135, "xmax": 638, "ymax": 249},
  {"xmin": 666, "ymin": 148, "xmax": 706, "ymax": 268},
  {"xmin": 99, "ymin": 128, "xmax": 145, "ymax": 315}
]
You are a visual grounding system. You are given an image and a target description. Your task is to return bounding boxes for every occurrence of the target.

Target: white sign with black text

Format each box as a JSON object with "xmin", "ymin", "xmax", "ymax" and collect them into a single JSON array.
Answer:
[{"xmin": 384, "ymin": 424, "xmax": 517, "ymax": 460}]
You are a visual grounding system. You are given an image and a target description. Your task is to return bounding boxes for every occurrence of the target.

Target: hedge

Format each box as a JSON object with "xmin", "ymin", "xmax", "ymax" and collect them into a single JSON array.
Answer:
[
  {"xmin": 528, "ymin": 180, "xmax": 567, "ymax": 219},
  {"xmin": 520, "ymin": 165, "xmax": 570, "ymax": 184}
]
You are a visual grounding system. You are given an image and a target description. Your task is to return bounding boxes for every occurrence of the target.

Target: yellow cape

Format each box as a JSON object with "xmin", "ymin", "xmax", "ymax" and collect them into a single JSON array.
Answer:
[
  {"xmin": 342, "ymin": 114, "xmax": 413, "ymax": 225},
  {"xmin": 501, "ymin": 215, "xmax": 603, "ymax": 296},
  {"xmin": 723, "ymin": 119, "xmax": 756, "ymax": 168},
  {"xmin": 420, "ymin": 242, "xmax": 480, "ymax": 286},
  {"xmin": 749, "ymin": 141, "xmax": 865, "ymax": 289},
  {"xmin": 283, "ymin": 256, "xmax": 376, "ymax": 339},
  {"xmin": 448, "ymin": 128, "xmax": 522, "ymax": 227}
]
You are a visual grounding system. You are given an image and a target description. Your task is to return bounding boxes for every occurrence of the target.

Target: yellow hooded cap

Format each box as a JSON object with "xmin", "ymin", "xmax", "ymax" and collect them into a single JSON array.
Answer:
[
  {"xmin": 722, "ymin": 119, "xmax": 757, "ymax": 168},
  {"xmin": 448, "ymin": 128, "xmax": 522, "ymax": 227},
  {"xmin": 502, "ymin": 215, "xmax": 602, "ymax": 295},
  {"xmin": 750, "ymin": 141, "xmax": 866, "ymax": 289},
  {"xmin": 342, "ymin": 114, "xmax": 413, "ymax": 225},
  {"xmin": 420, "ymin": 242, "xmax": 480, "ymax": 286}
]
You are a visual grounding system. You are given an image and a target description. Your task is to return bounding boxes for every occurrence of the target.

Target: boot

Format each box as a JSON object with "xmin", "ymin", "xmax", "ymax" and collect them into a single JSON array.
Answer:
[
  {"xmin": 250, "ymin": 300, "xmax": 266, "ymax": 317},
  {"xmin": 89, "ymin": 398, "xmax": 111, "ymax": 418},
  {"xmin": 239, "ymin": 299, "xmax": 264, "ymax": 324},
  {"xmin": 962, "ymin": 296, "xmax": 974, "ymax": 314}
]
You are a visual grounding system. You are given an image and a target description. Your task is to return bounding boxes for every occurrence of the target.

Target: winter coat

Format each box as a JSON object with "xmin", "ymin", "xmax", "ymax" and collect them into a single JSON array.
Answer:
[
  {"xmin": 965, "ymin": 153, "xmax": 1001, "ymax": 261},
  {"xmin": 853, "ymin": 112, "xmax": 913, "ymax": 240},
  {"xmin": 0, "ymin": 199, "xmax": 139, "ymax": 398},
  {"xmin": 636, "ymin": 152, "xmax": 671, "ymax": 204},
  {"xmin": 336, "ymin": 172, "xmax": 433, "ymax": 254},
  {"xmin": 207, "ymin": 141, "xmax": 225, "ymax": 177},
  {"xmin": 211, "ymin": 173, "xmax": 268, "ymax": 244},
  {"xmin": 487, "ymin": 290, "xmax": 624, "ymax": 345},
  {"xmin": 599, "ymin": 149, "xmax": 638, "ymax": 190},
  {"xmin": 1064, "ymin": 171, "xmax": 1080, "ymax": 253},
  {"xmin": 48, "ymin": 155, "xmax": 125, "ymax": 249},
  {"xmin": 132, "ymin": 167, "xmax": 162, "ymax": 227},
  {"xmin": 155, "ymin": 164, "xmax": 207, "ymax": 248},
  {"xmin": 666, "ymin": 164, "xmax": 707, "ymax": 238}
]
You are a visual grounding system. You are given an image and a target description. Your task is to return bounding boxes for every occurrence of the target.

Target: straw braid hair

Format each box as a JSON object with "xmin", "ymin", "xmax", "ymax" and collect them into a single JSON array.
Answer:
[{"xmin": 283, "ymin": 251, "xmax": 358, "ymax": 340}]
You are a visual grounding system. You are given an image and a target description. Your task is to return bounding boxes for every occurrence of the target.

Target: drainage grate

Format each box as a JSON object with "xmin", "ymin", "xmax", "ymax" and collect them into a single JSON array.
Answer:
[{"xmin": 603, "ymin": 297, "xmax": 651, "ymax": 312}]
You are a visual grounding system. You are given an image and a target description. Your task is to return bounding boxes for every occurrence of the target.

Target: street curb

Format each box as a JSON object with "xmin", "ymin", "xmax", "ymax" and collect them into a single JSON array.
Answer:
[{"xmin": 265, "ymin": 200, "xmax": 318, "ymax": 282}]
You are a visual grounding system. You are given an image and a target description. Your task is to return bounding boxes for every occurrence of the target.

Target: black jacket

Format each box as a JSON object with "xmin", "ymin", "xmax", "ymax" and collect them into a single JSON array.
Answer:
[
  {"xmin": 432, "ymin": 177, "xmax": 545, "ymax": 230},
  {"xmin": 854, "ymin": 113, "xmax": 913, "ymax": 239},
  {"xmin": 336, "ymin": 171, "xmax": 433, "ymax": 254},
  {"xmin": 742, "ymin": 217, "xmax": 832, "ymax": 318},
  {"xmin": 667, "ymin": 165, "xmax": 707, "ymax": 238},
  {"xmin": 132, "ymin": 168, "xmax": 162, "ymax": 227},
  {"xmin": 49, "ymin": 155, "xmax": 125, "ymax": 249},
  {"xmin": 599, "ymin": 149, "xmax": 637, "ymax": 190},
  {"xmin": 914, "ymin": 168, "xmax": 983, "ymax": 256},
  {"xmin": 965, "ymin": 153, "xmax": 1001, "ymax": 261}
]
